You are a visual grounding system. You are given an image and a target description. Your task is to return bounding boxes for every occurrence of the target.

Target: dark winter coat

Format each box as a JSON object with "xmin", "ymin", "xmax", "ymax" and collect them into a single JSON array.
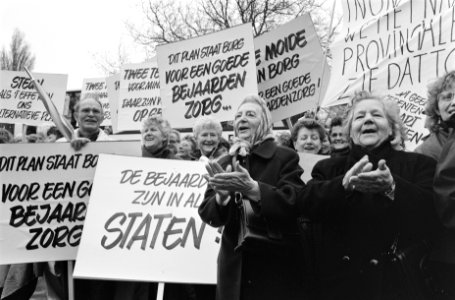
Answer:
[
  {"xmin": 198, "ymin": 139, "xmax": 307, "ymax": 300},
  {"xmin": 432, "ymin": 130, "xmax": 455, "ymax": 264},
  {"xmin": 300, "ymin": 141, "xmax": 438, "ymax": 300}
]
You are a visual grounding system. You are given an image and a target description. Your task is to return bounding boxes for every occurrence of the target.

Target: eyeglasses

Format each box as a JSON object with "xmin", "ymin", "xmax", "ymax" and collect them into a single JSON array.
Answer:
[{"xmin": 439, "ymin": 91, "xmax": 455, "ymax": 103}]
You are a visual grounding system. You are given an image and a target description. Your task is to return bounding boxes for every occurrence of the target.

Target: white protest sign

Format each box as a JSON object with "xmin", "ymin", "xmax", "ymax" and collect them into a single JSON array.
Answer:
[
  {"xmin": 0, "ymin": 141, "xmax": 141, "ymax": 264},
  {"xmin": 256, "ymin": 14, "xmax": 328, "ymax": 122},
  {"xmin": 81, "ymin": 78, "xmax": 111, "ymax": 126},
  {"xmin": 298, "ymin": 152, "xmax": 328, "ymax": 183},
  {"xmin": 157, "ymin": 23, "xmax": 258, "ymax": 128},
  {"xmin": 118, "ymin": 59, "xmax": 161, "ymax": 131},
  {"xmin": 74, "ymin": 154, "xmax": 219, "ymax": 284},
  {"xmin": 321, "ymin": 1, "xmax": 455, "ymax": 150},
  {"xmin": 106, "ymin": 74, "xmax": 120, "ymax": 133},
  {"xmin": 0, "ymin": 70, "xmax": 67, "ymax": 126}
]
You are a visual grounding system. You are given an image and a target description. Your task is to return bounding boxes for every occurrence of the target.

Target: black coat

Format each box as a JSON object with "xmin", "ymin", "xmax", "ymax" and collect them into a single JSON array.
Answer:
[
  {"xmin": 300, "ymin": 142, "xmax": 438, "ymax": 300},
  {"xmin": 198, "ymin": 139, "xmax": 307, "ymax": 300},
  {"xmin": 432, "ymin": 129, "xmax": 455, "ymax": 264}
]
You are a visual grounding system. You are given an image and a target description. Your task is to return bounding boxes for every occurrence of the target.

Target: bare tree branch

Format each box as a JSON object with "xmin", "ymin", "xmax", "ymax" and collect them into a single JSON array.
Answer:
[
  {"xmin": 125, "ymin": 0, "xmax": 340, "ymax": 58},
  {"xmin": 1, "ymin": 29, "xmax": 35, "ymax": 71},
  {"xmin": 92, "ymin": 44, "xmax": 130, "ymax": 75}
]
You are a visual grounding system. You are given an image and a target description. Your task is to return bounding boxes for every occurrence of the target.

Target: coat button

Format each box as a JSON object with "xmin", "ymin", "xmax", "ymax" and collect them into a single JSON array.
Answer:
[
  {"xmin": 370, "ymin": 258, "xmax": 379, "ymax": 267},
  {"xmin": 369, "ymin": 259, "xmax": 379, "ymax": 266}
]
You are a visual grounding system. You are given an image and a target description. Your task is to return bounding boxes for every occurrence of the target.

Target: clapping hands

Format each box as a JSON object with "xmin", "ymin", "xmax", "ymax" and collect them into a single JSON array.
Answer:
[
  {"xmin": 343, "ymin": 155, "xmax": 394, "ymax": 195},
  {"xmin": 205, "ymin": 160, "xmax": 260, "ymax": 205}
]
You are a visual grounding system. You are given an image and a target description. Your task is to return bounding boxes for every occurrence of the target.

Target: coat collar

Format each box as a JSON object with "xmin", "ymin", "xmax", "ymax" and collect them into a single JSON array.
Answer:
[
  {"xmin": 141, "ymin": 145, "xmax": 173, "ymax": 159},
  {"xmin": 347, "ymin": 140, "xmax": 394, "ymax": 169},
  {"xmin": 250, "ymin": 138, "xmax": 277, "ymax": 159}
]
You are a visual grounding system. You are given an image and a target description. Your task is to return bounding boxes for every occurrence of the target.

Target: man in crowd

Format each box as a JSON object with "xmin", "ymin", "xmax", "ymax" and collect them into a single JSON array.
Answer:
[
  {"xmin": 53, "ymin": 95, "xmax": 110, "ymax": 299},
  {"xmin": 58, "ymin": 95, "xmax": 110, "ymax": 148}
]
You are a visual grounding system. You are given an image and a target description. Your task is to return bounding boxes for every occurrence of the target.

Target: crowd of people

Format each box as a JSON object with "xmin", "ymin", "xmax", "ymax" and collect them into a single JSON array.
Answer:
[{"xmin": 1, "ymin": 71, "xmax": 455, "ymax": 300}]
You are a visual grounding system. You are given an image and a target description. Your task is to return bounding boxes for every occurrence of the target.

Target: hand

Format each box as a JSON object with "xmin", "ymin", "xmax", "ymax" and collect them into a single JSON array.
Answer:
[
  {"xmin": 208, "ymin": 161, "xmax": 260, "ymax": 201},
  {"xmin": 349, "ymin": 159, "xmax": 394, "ymax": 194},
  {"xmin": 342, "ymin": 155, "xmax": 372, "ymax": 191},
  {"xmin": 205, "ymin": 161, "xmax": 232, "ymax": 177},
  {"xmin": 70, "ymin": 137, "xmax": 90, "ymax": 151},
  {"xmin": 204, "ymin": 161, "xmax": 232, "ymax": 206}
]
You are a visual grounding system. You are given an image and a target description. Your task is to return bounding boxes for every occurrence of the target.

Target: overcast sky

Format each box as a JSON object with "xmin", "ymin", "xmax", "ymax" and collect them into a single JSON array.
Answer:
[
  {"xmin": 1, "ymin": 0, "xmax": 339, "ymax": 91},
  {"xmin": 0, "ymin": 0, "xmax": 147, "ymax": 90}
]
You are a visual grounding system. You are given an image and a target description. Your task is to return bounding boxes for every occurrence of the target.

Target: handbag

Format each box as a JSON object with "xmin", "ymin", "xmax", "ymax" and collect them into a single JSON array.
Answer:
[
  {"xmin": 382, "ymin": 237, "xmax": 432, "ymax": 300},
  {"xmin": 234, "ymin": 192, "xmax": 299, "ymax": 252}
]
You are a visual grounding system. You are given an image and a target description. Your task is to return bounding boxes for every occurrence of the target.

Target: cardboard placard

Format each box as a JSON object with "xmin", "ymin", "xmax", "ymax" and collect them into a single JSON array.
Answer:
[
  {"xmin": 321, "ymin": 0, "xmax": 455, "ymax": 150},
  {"xmin": 0, "ymin": 141, "xmax": 141, "ymax": 264},
  {"xmin": 157, "ymin": 24, "xmax": 258, "ymax": 128},
  {"xmin": 256, "ymin": 14, "xmax": 329, "ymax": 122},
  {"xmin": 117, "ymin": 59, "xmax": 161, "ymax": 131},
  {"xmin": 0, "ymin": 70, "xmax": 67, "ymax": 126},
  {"xmin": 74, "ymin": 154, "xmax": 219, "ymax": 284}
]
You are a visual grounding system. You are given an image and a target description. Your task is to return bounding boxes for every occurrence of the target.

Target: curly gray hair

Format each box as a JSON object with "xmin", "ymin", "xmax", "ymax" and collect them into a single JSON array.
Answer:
[{"xmin": 344, "ymin": 91, "xmax": 406, "ymax": 150}]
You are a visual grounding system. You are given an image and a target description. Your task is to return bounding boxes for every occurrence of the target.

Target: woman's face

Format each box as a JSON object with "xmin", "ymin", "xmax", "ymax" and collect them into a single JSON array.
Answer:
[
  {"xmin": 234, "ymin": 102, "xmax": 262, "ymax": 143},
  {"xmin": 294, "ymin": 127, "xmax": 322, "ymax": 154},
  {"xmin": 169, "ymin": 132, "xmax": 180, "ymax": 148},
  {"xmin": 142, "ymin": 125, "xmax": 164, "ymax": 150},
  {"xmin": 178, "ymin": 140, "xmax": 193, "ymax": 156},
  {"xmin": 437, "ymin": 88, "xmax": 455, "ymax": 122},
  {"xmin": 350, "ymin": 99, "xmax": 392, "ymax": 149},
  {"xmin": 196, "ymin": 128, "xmax": 220, "ymax": 155},
  {"xmin": 330, "ymin": 125, "xmax": 348, "ymax": 150},
  {"xmin": 321, "ymin": 135, "xmax": 330, "ymax": 154}
]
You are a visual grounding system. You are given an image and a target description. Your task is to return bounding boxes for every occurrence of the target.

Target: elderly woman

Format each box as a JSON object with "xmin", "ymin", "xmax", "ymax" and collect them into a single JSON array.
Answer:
[
  {"xmin": 199, "ymin": 95, "xmax": 306, "ymax": 300},
  {"xmin": 141, "ymin": 116, "xmax": 175, "ymax": 159},
  {"xmin": 300, "ymin": 91, "xmax": 438, "ymax": 300},
  {"xmin": 291, "ymin": 118, "xmax": 327, "ymax": 154},
  {"xmin": 416, "ymin": 71, "xmax": 455, "ymax": 298},
  {"xmin": 193, "ymin": 117, "xmax": 223, "ymax": 160},
  {"xmin": 112, "ymin": 116, "xmax": 178, "ymax": 300}
]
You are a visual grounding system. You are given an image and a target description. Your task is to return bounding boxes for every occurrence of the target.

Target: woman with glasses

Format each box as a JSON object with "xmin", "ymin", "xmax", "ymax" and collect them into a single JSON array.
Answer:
[{"xmin": 415, "ymin": 71, "xmax": 455, "ymax": 159}]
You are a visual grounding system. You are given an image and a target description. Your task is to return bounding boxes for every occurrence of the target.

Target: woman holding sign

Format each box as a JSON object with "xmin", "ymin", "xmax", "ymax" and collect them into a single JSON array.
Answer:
[
  {"xmin": 199, "ymin": 95, "xmax": 307, "ymax": 300},
  {"xmin": 299, "ymin": 91, "xmax": 438, "ymax": 300}
]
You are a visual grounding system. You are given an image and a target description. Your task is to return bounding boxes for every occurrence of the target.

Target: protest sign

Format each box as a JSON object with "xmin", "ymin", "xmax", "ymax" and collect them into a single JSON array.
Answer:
[
  {"xmin": 0, "ymin": 70, "xmax": 67, "ymax": 126},
  {"xmin": 74, "ymin": 154, "xmax": 219, "ymax": 284},
  {"xmin": 321, "ymin": 0, "xmax": 455, "ymax": 150},
  {"xmin": 106, "ymin": 74, "xmax": 120, "ymax": 133},
  {"xmin": 0, "ymin": 141, "xmax": 141, "ymax": 264},
  {"xmin": 81, "ymin": 77, "xmax": 111, "ymax": 127},
  {"xmin": 117, "ymin": 59, "xmax": 161, "ymax": 131},
  {"xmin": 157, "ymin": 23, "xmax": 258, "ymax": 128},
  {"xmin": 298, "ymin": 152, "xmax": 328, "ymax": 183},
  {"xmin": 256, "ymin": 14, "xmax": 329, "ymax": 122}
]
